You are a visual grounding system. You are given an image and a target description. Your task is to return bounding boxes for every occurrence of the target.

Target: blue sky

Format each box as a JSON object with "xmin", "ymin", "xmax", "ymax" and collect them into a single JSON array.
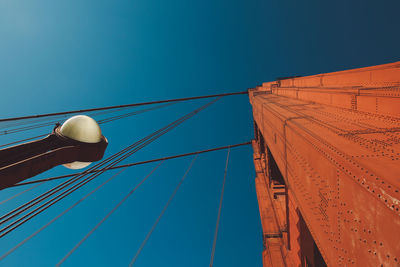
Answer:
[{"xmin": 0, "ymin": 0, "xmax": 399, "ymax": 266}]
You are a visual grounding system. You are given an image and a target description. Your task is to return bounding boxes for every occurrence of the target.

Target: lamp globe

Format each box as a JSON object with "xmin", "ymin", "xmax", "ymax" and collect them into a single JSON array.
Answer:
[{"xmin": 59, "ymin": 115, "xmax": 102, "ymax": 169}]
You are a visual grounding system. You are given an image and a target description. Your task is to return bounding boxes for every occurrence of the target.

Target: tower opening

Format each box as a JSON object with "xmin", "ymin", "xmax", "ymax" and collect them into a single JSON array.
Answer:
[{"xmin": 298, "ymin": 211, "xmax": 327, "ymax": 267}]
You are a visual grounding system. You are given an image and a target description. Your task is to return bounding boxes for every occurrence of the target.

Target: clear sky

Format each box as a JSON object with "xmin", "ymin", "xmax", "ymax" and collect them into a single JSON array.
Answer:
[{"xmin": 0, "ymin": 0, "xmax": 399, "ymax": 266}]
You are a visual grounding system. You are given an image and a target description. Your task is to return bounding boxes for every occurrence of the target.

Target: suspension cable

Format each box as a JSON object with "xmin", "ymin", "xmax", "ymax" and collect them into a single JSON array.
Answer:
[
  {"xmin": 129, "ymin": 154, "xmax": 198, "ymax": 266},
  {"xmin": 0, "ymin": 106, "xmax": 120, "ymax": 132},
  {"xmin": 0, "ymin": 102, "xmax": 175, "ymax": 137},
  {"xmin": 0, "ymin": 166, "xmax": 130, "ymax": 262},
  {"xmin": 209, "ymin": 147, "xmax": 230, "ymax": 267},
  {"xmin": 0, "ymin": 105, "xmax": 125, "ymax": 130},
  {"xmin": 0, "ymin": 99, "xmax": 207, "ymax": 223},
  {"xmin": 0, "ymin": 182, "xmax": 44, "ymax": 205},
  {"xmin": 0, "ymin": 100, "xmax": 154, "ymax": 131},
  {"xmin": 0, "ymin": 109, "xmax": 187, "ymax": 227},
  {"xmin": 0, "ymin": 101, "xmax": 185, "ymax": 215},
  {"xmin": 0, "ymin": 134, "xmax": 48, "ymax": 149},
  {"xmin": 4, "ymin": 142, "xmax": 249, "ymax": 211},
  {"xmin": 56, "ymin": 161, "xmax": 164, "ymax": 266},
  {"xmin": 0, "ymin": 128, "xmax": 169, "ymax": 237},
  {"xmin": 11, "ymin": 141, "xmax": 251, "ymax": 187},
  {"xmin": 0, "ymin": 98, "xmax": 218, "ymax": 237},
  {"xmin": 0, "ymin": 91, "xmax": 247, "ymax": 123},
  {"xmin": 97, "ymin": 102, "xmax": 174, "ymax": 124}
]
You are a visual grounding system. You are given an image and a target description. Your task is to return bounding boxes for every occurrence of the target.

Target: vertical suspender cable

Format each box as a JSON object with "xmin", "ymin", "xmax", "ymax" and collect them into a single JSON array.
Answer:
[
  {"xmin": 0, "ymin": 112, "xmax": 187, "ymax": 237},
  {"xmin": 0, "ymin": 166, "xmax": 130, "ymax": 261},
  {"xmin": 0, "ymin": 97, "xmax": 218, "ymax": 233},
  {"xmin": 55, "ymin": 161, "xmax": 164, "ymax": 266},
  {"xmin": 129, "ymin": 155, "xmax": 198, "ymax": 267},
  {"xmin": 209, "ymin": 147, "xmax": 230, "ymax": 267},
  {"xmin": 0, "ymin": 182, "xmax": 44, "ymax": 205}
]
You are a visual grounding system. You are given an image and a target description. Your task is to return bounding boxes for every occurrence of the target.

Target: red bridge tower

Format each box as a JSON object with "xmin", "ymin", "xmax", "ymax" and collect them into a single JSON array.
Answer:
[{"xmin": 249, "ymin": 62, "xmax": 400, "ymax": 266}]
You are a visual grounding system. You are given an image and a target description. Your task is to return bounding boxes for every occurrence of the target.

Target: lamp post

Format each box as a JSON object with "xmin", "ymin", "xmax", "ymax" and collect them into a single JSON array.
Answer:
[{"xmin": 0, "ymin": 115, "xmax": 108, "ymax": 189}]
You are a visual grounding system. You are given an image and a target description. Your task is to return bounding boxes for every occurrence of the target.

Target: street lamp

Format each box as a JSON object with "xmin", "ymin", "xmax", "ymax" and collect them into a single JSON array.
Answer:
[{"xmin": 0, "ymin": 115, "xmax": 108, "ymax": 189}]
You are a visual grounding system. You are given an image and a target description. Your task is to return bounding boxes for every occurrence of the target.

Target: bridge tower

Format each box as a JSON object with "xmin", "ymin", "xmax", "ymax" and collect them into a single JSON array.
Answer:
[{"xmin": 249, "ymin": 62, "xmax": 400, "ymax": 266}]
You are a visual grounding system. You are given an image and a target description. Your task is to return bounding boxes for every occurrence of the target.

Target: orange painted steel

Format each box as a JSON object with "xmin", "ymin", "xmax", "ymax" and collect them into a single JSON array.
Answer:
[{"xmin": 249, "ymin": 62, "xmax": 400, "ymax": 266}]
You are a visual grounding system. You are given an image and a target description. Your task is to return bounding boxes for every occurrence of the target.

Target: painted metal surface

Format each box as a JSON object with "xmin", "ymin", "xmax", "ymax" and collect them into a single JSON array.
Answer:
[
  {"xmin": 250, "ymin": 62, "xmax": 400, "ymax": 266},
  {"xmin": 0, "ymin": 125, "xmax": 108, "ymax": 189}
]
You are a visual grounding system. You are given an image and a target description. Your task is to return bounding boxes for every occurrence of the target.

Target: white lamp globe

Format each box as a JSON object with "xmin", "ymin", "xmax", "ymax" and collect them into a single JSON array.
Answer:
[{"xmin": 59, "ymin": 115, "xmax": 102, "ymax": 169}]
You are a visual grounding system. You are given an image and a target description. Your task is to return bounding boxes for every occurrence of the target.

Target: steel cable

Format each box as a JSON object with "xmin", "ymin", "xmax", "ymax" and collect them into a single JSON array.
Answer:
[
  {"xmin": 12, "ymin": 142, "xmax": 250, "ymax": 187},
  {"xmin": 0, "ymin": 182, "xmax": 44, "ymax": 205},
  {"xmin": 129, "ymin": 155, "xmax": 198, "ymax": 266},
  {"xmin": 209, "ymin": 147, "xmax": 230, "ymax": 267},
  {"xmin": 0, "ymin": 91, "xmax": 246, "ymax": 123},
  {"xmin": 0, "ymin": 113, "xmax": 192, "ymax": 235},
  {"xmin": 0, "ymin": 118, "xmax": 186, "ymax": 236},
  {"xmin": 0, "ymin": 102, "xmax": 133, "ymax": 130},
  {"xmin": 56, "ymin": 161, "xmax": 164, "ymax": 266},
  {"xmin": 0, "ymin": 134, "xmax": 49, "ymax": 149},
  {"xmin": 0, "ymin": 98, "xmax": 219, "ymax": 237},
  {"xmin": 0, "ymin": 101, "xmax": 192, "ymax": 224},
  {"xmin": 0, "ymin": 166, "xmax": 130, "ymax": 262},
  {"xmin": 0, "ymin": 102, "xmax": 174, "ymax": 137}
]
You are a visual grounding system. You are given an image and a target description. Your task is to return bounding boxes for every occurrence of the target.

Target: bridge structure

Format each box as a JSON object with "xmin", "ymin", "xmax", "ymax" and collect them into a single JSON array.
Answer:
[
  {"xmin": 0, "ymin": 91, "xmax": 252, "ymax": 266},
  {"xmin": 249, "ymin": 62, "xmax": 400, "ymax": 266},
  {"xmin": 0, "ymin": 62, "xmax": 399, "ymax": 266}
]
